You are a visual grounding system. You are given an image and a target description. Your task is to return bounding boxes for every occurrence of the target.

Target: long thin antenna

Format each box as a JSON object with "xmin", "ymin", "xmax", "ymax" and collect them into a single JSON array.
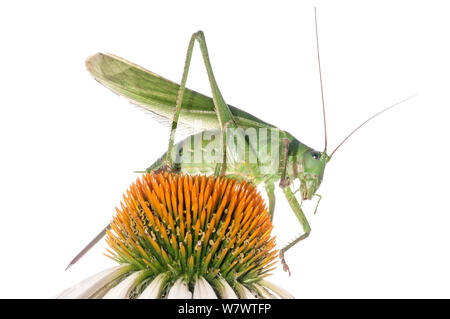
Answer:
[
  {"xmin": 314, "ymin": 7, "xmax": 328, "ymax": 152},
  {"xmin": 329, "ymin": 94, "xmax": 417, "ymax": 158}
]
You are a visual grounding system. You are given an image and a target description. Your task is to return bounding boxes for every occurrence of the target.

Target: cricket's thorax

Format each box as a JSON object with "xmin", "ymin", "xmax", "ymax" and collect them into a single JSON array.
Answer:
[{"xmin": 146, "ymin": 129, "xmax": 319, "ymax": 187}]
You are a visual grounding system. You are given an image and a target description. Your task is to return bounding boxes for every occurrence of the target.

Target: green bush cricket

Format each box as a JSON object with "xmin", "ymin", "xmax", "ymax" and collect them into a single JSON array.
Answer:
[{"xmin": 66, "ymin": 11, "xmax": 414, "ymax": 273}]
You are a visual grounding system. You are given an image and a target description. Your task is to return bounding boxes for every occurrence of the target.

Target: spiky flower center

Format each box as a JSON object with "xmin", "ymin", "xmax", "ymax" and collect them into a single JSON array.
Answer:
[{"xmin": 105, "ymin": 172, "xmax": 278, "ymax": 294}]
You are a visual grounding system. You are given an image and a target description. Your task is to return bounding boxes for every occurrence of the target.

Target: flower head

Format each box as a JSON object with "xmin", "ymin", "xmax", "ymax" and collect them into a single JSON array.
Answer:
[{"xmin": 58, "ymin": 172, "xmax": 293, "ymax": 299}]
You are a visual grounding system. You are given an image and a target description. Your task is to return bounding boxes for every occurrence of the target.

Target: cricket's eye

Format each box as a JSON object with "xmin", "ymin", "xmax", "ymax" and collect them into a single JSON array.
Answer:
[{"xmin": 312, "ymin": 152, "xmax": 320, "ymax": 160}]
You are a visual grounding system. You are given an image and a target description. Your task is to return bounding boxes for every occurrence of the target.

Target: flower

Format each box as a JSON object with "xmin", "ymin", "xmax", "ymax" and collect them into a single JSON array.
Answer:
[{"xmin": 57, "ymin": 171, "xmax": 293, "ymax": 299}]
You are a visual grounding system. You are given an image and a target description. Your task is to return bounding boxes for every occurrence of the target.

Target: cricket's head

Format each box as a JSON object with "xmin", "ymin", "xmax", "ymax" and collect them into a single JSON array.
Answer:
[{"xmin": 298, "ymin": 148, "xmax": 330, "ymax": 200}]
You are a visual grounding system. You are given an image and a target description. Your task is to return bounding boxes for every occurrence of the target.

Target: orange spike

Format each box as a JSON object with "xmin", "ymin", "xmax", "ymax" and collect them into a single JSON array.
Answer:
[
  {"xmin": 199, "ymin": 207, "xmax": 207, "ymax": 230},
  {"xmin": 192, "ymin": 192, "xmax": 199, "ymax": 225},
  {"xmin": 162, "ymin": 179, "xmax": 173, "ymax": 215},
  {"xmin": 202, "ymin": 216, "xmax": 216, "ymax": 251},
  {"xmin": 178, "ymin": 209, "xmax": 185, "ymax": 238},
  {"xmin": 213, "ymin": 193, "xmax": 229, "ymax": 228}
]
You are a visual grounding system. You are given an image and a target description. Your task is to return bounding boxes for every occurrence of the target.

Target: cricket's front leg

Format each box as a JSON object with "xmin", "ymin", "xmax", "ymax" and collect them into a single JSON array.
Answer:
[{"xmin": 280, "ymin": 186, "xmax": 311, "ymax": 275}]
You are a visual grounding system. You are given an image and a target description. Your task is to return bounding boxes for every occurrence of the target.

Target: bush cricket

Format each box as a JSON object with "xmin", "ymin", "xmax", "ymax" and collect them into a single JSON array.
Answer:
[{"xmin": 66, "ymin": 10, "xmax": 414, "ymax": 273}]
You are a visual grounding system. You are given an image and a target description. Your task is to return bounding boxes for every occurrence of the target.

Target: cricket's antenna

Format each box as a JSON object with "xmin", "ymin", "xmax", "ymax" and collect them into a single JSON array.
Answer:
[
  {"xmin": 314, "ymin": 7, "xmax": 328, "ymax": 153},
  {"xmin": 329, "ymin": 95, "xmax": 417, "ymax": 158}
]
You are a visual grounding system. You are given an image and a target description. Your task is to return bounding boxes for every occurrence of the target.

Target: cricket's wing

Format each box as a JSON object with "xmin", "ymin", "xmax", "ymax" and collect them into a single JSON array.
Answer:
[{"xmin": 86, "ymin": 53, "xmax": 275, "ymax": 131}]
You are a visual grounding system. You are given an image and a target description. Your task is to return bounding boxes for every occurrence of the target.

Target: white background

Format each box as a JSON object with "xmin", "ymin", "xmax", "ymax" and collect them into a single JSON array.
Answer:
[{"xmin": 1, "ymin": 0, "xmax": 449, "ymax": 298}]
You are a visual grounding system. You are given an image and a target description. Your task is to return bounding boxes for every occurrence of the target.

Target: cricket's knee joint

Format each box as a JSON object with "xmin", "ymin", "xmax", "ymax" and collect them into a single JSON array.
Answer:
[
  {"xmin": 279, "ymin": 177, "xmax": 290, "ymax": 189},
  {"xmin": 223, "ymin": 120, "xmax": 233, "ymax": 129}
]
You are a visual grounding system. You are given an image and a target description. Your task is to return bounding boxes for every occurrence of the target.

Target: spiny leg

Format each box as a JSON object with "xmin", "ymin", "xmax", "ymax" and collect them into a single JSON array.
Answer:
[
  {"xmin": 280, "ymin": 186, "xmax": 311, "ymax": 275},
  {"xmin": 265, "ymin": 181, "xmax": 276, "ymax": 220},
  {"xmin": 279, "ymin": 135, "xmax": 290, "ymax": 188},
  {"xmin": 165, "ymin": 31, "xmax": 239, "ymax": 177}
]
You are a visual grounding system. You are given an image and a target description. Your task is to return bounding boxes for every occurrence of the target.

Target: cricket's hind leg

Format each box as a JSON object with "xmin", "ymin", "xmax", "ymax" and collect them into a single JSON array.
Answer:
[
  {"xmin": 164, "ymin": 31, "xmax": 239, "ymax": 177},
  {"xmin": 279, "ymin": 135, "xmax": 291, "ymax": 188}
]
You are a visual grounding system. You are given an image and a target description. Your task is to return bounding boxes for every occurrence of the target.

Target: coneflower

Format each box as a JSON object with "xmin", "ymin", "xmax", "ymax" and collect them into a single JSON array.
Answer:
[{"xmin": 57, "ymin": 172, "xmax": 293, "ymax": 299}]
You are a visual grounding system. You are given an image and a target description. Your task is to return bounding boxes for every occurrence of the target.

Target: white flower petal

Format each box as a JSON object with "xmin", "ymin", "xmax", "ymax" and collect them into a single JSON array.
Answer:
[
  {"xmin": 234, "ymin": 282, "xmax": 257, "ymax": 299},
  {"xmin": 55, "ymin": 264, "xmax": 130, "ymax": 299},
  {"xmin": 167, "ymin": 277, "xmax": 193, "ymax": 299},
  {"xmin": 137, "ymin": 273, "xmax": 168, "ymax": 299},
  {"xmin": 259, "ymin": 279, "xmax": 294, "ymax": 299},
  {"xmin": 215, "ymin": 277, "xmax": 238, "ymax": 299},
  {"xmin": 103, "ymin": 270, "xmax": 145, "ymax": 299},
  {"xmin": 252, "ymin": 284, "xmax": 276, "ymax": 299},
  {"xmin": 193, "ymin": 277, "xmax": 217, "ymax": 299}
]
